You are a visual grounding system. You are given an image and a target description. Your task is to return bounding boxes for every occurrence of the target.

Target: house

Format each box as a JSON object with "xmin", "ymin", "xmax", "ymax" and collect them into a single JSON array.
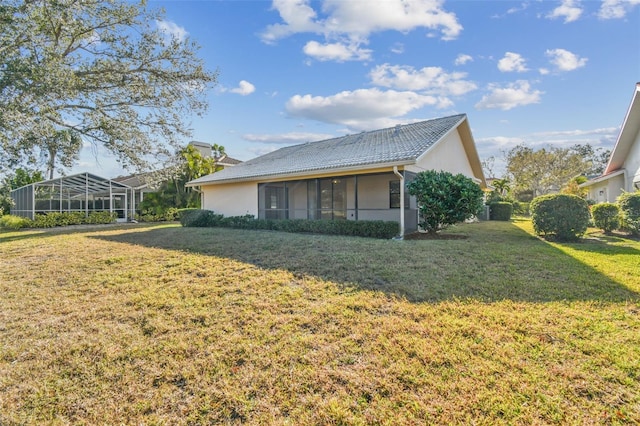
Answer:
[
  {"xmin": 581, "ymin": 83, "xmax": 640, "ymax": 202},
  {"xmin": 187, "ymin": 114, "xmax": 486, "ymax": 235}
]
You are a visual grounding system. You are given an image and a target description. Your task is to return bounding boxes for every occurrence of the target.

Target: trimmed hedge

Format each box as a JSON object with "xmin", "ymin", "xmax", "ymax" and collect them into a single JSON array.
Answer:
[
  {"xmin": 530, "ymin": 194, "xmax": 590, "ymax": 241},
  {"xmin": 591, "ymin": 203, "xmax": 620, "ymax": 233},
  {"xmin": 489, "ymin": 202, "xmax": 513, "ymax": 221},
  {"xmin": 180, "ymin": 210, "xmax": 400, "ymax": 239},
  {"xmin": 0, "ymin": 211, "xmax": 117, "ymax": 229},
  {"xmin": 0, "ymin": 215, "xmax": 32, "ymax": 230},
  {"xmin": 617, "ymin": 191, "xmax": 640, "ymax": 235}
]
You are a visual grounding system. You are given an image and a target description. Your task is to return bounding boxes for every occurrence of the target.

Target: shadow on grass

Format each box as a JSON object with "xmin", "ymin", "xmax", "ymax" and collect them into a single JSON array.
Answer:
[
  {"xmin": 87, "ymin": 222, "xmax": 639, "ymax": 304},
  {"xmin": 0, "ymin": 222, "xmax": 161, "ymax": 244}
]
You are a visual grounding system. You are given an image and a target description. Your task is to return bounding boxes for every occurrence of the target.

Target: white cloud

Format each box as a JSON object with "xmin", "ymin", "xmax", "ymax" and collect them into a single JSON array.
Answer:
[
  {"xmin": 545, "ymin": 48, "xmax": 588, "ymax": 71},
  {"xmin": 285, "ymin": 88, "xmax": 444, "ymax": 130},
  {"xmin": 547, "ymin": 0, "xmax": 583, "ymax": 23},
  {"xmin": 475, "ymin": 81, "xmax": 543, "ymax": 111},
  {"xmin": 598, "ymin": 0, "xmax": 640, "ymax": 19},
  {"xmin": 369, "ymin": 64, "xmax": 477, "ymax": 97},
  {"xmin": 243, "ymin": 132, "xmax": 334, "ymax": 144},
  {"xmin": 539, "ymin": 68, "xmax": 550, "ymax": 75},
  {"xmin": 261, "ymin": 0, "xmax": 323, "ymax": 43},
  {"xmin": 391, "ymin": 43, "xmax": 405, "ymax": 54},
  {"xmin": 229, "ymin": 80, "xmax": 256, "ymax": 96},
  {"xmin": 303, "ymin": 40, "xmax": 372, "ymax": 62},
  {"xmin": 497, "ymin": 52, "xmax": 529, "ymax": 72},
  {"xmin": 261, "ymin": 0, "xmax": 463, "ymax": 61},
  {"xmin": 454, "ymin": 54, "xmax": 473, "ymax": 66},
  {"xmin": 156, "ymin": 20, "xmax": 188, "ymax": 42}
]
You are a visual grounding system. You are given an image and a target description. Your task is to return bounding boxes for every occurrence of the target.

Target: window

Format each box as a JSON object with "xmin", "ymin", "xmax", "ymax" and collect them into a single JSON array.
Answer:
[{"xmin": 389, "ymin": 180, "xmax": 408, "ymax": 209}]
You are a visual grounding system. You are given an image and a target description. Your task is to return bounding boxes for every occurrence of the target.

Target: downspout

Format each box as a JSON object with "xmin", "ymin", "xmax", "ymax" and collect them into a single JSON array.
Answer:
[{"xmin": 393, "ymin": 166, "xmax": 405, "ymax": 239}]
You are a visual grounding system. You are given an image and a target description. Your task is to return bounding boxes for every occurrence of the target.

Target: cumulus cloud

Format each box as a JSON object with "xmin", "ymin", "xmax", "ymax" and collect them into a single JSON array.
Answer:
[
  {"xmin": 497, "ymin": 52, "xmax": 529, "ymax": 72},
  {"xmin": 285, "ymin": 88, "xmax": 445, "ymax": 130},
  {"xmin": 303, "ymin": 40, "xmax": 372, "ymax": 62},
  {"xmin": 261, "ymin": 0, "xmax": 463, "ymax": 61},
  {"xmin": 547, "ymin": 0, "xmax": 583, "ymax": 23},
  {"xmin": 454, "ymin": 54, "xmax": 473, "ymax": 66},
  {"xmin": 261, "ymin": 0, "xmax": 323, "ymax": 43},
  {"xmin": 598, "ymin": 0, "xmax": 640, "ymax": 19},
  {"xmin": 369, "ymin": 63, "xmax": 477, "ymax": 97},
  {"xmin": 229, "ymin": 80, "xmax": 256, "ymax": 96},
  {"xmin": 475, "ymin": 81, "xmax": 543, "ymax": 111},
  {"xmin": 156, "ymin": 20, "xmax": 188, "ymax": 42},
  {"xmin": 545, "ymin": 48, "xmax": 588, "ymax": 71},
  {"xmin": 243, "ymin": 132, "xmax": 334, "ymax": 144}
]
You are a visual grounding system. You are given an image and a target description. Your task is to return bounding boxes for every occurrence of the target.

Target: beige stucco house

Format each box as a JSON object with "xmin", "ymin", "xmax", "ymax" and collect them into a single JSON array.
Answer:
[
  {"xmin": 581, "ymin": 83, "xmax": 640, "ymax": 202},
  {"xmin": 187, "ymin": 114, "xmax": 486, "ymax": 235}
]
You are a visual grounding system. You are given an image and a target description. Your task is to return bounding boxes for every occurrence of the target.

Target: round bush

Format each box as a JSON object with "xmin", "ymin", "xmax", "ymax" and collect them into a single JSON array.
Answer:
[
  {"xmin": 530, "ymin": 194, "xmax": 590, "ymax": 241},
  {"xmin": 489, "ymin": 202, "xmax": 513, "ymax": 221},
  {"xmin": 180, "ymin": 209, "xmax": 218, "ymax": 227},
  {"xmin": 617, "ymin": 191, "xmax": 640, "ymax": 235},
  {"xmin": 591, "ymin": 202, "xmax": 620, "ymax": 233}
]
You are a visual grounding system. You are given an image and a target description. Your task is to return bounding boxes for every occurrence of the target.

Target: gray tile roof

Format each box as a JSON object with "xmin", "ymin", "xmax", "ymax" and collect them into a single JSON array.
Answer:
[{"xmin": 189, "ymin": 114, "xmax": 466, "ymax": 185}]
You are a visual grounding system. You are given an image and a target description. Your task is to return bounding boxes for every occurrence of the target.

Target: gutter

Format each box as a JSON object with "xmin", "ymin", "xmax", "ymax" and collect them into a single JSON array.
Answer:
[{"xmin": 393, "ymin": 166, "xmax": 405, "ymax": 239}]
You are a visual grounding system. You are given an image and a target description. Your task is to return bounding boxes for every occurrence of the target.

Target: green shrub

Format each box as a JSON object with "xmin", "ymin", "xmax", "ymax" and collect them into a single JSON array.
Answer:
[
  {"xmin": 85, "ymin": 211, "xmax": 117, "ymax": 224},
  {"xmin": 180, "ymin": 211, "xmax": 399, "ymax": 239},
  {"xmin": 180, "ymin": 209, "xmax": 221, "ymax": 227},
  {"xmin": 512, "ymin": 201, "xmax": 530, "ymax": 216},
  {"xmin": 617, "ymin": 191, "xmax": 640, "ymax": 235},
  {"xmin": 406, "ymin": 170, "xmax": 484, "ymax": 234},
  {"xmin": 591, "ymin": 203, "xmax": 620, "ymax": 233},
  {"xmin": 0, "ymin": 214, "xmax": 32, "ymax": 229},
  {"xmin": 177, "ymin": 208, "xmax": 200, "ymax": 220},
  {"xmin": 530, "ymin": 194, "xmax": 590, "ymax": 241},
  {"xmin": 489, "ymin": 202, "xmax": 513, "ymax": 221}
]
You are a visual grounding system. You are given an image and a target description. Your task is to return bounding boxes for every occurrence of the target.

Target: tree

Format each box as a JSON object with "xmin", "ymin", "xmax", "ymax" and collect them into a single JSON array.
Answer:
[
  {"xmin": 140, "ymin": 144, "xmax": 224, "ymax": 214},
  {"xmin": 406, "ymin": 170, "xmax": 484, "ymax": 234},
  {"xmin": 505, "ymin": 144, "xmax": 590, "ymax": 198},
  {"xmin": 570, "ymin": 144, "xmax": 611, "ymax": 176},
  {"xmin": 561, "ymin": 176, "xmax": 588, "ymax": 198},
  {"xmin": 0, "ymin": 0, "xmax": 216, "ymax": 174},
  {"xmin": 492, "ymin": 178, "xmax": 511, "ymax": 197},
  {"xmin": 0, "ymin": 168, "xmax": 44, "ymax": 214},
  {"xmin": 41, "ymin": 129, "xmax": 83, "ymax": 179}
]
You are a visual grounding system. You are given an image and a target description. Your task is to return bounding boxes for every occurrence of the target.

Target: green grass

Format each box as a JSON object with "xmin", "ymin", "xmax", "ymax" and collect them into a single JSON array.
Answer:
[{"xmin": 0, "ymin": 220, "xmax": 638, "ymax": 424}]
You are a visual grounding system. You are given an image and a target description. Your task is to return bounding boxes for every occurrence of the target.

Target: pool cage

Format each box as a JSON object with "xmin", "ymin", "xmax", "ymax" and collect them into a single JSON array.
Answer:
[{"xmin": 10, "ymin": 172, "xmax": 135, "ymax": 221}]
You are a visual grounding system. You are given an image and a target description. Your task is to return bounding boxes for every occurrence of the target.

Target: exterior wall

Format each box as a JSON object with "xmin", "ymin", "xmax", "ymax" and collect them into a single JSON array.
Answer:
[
  {"xmin": 585, "ymin": 174, "xmax": 626, "ymax": 203},
  {"xmin": 201, "ymin": 182, "xmax": 258, "ymax": 217},
  {"xmin": 407, "ymin": 129, "xmax": 475, "ymax": 178},
  {"xmin": 623, "ymin": 129, "xmax": 640, "ymax": 191}
]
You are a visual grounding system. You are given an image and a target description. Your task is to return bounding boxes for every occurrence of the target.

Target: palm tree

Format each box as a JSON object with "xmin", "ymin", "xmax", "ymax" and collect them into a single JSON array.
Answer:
[{"xmin": 493, "ymin": 178, "xmax": 511, "ymax": 197}]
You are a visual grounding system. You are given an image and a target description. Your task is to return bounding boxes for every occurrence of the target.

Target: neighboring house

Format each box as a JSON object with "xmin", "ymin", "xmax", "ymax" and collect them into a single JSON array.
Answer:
[
  {"xmin": 112, "ymin": 171, "xmax": 158, "ymax": 214},
  {"xmin": 187, "ymin": 114, "xmax": 487, "ymax": 235},
  {"xmin": 581, "ymin": 83, "xmax": 640, "ymax": 202}
]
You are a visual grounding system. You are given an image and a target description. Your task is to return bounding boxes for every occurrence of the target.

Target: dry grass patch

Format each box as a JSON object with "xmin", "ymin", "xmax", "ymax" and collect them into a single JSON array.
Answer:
[{"xmin": 0, "ymin": 221, "xmax": 639, "ymax": 424}]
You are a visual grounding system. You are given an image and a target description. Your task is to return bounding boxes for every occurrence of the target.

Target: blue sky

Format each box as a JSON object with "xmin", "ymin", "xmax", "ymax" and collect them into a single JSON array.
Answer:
[{"xmin": 73, "ymin": 0, "xmax": 640, "ymax": 178}]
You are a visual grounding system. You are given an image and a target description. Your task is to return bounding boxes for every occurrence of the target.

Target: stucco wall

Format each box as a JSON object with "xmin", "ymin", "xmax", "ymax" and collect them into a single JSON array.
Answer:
[
  {"xmin": 406, "ymin": 129, "xmax": 475, "ymax": 178},
  {"xmin": 624, "ymin": 129, "xmax": 640, "ymax": 190},
  {"xmin": 201, "ymin": 182, "xmax": 258, "ymax": 217},
  {"xmin": 585, "ymin": 174, "xmax": 626, "ymax": 203}
]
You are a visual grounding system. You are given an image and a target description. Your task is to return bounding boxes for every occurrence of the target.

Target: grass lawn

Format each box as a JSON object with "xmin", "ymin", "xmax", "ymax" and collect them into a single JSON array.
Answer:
[{"xmin": 0, "ymin": 220, "xmax": 638, "ymax": 424}]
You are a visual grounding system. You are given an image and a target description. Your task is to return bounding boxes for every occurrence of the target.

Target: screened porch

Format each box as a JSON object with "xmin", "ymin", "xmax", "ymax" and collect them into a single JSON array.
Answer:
[{"xmin": 10, "ymin": 172, "xmax": 134, "ymax": 221}]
